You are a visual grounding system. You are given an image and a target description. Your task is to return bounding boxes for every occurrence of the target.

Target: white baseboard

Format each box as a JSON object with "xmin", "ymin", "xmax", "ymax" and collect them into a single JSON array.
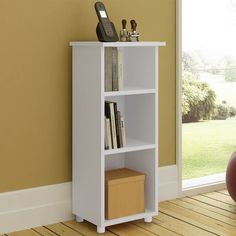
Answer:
[
  {"xmin": 0, "ymin": 165, "xmax": 178, "ymax": 233},
  {"xmin": 0, "ymin": 183, "xmax": 74, "ymax": 234},
  {"xmin": 158, "ymin": 165, "xmax": 178, "ymax": 202}
]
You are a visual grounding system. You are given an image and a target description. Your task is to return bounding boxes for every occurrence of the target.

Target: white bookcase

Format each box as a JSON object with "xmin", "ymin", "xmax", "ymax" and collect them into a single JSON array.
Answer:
[{"xmin": 70, "ymin": 41, "xmax": 165, "ymax": 233}]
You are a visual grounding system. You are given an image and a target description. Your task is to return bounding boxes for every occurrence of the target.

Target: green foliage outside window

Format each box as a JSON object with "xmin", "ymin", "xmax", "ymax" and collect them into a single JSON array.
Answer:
[{"xmin": 182, "ymin": 72, "xmax": 216, "ymax": 123}]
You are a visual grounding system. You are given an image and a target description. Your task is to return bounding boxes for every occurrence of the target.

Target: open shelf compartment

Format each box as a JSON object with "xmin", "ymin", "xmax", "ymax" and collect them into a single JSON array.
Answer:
[
  {"xmin": 105, "ymin": 149, "xmax": 158, "ymax": 221},
  {"xmin": 104, "ymin": 93, "xmax": 156, "ymax": 153},
  {"xmin": 104, "ymin": 46, "xmax": 157, "ymax": 93}
]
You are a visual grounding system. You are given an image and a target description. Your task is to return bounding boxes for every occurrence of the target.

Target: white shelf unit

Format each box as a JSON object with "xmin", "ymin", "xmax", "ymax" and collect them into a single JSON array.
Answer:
[{"xmin": 70, "ymin": 41, "xmax": 165, "ymax": 233}]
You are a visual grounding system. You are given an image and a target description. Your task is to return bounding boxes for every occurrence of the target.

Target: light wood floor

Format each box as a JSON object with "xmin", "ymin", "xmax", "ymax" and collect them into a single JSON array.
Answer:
[{"xmin": 3, "ymin": 189, "xmax": 236, "ymax": 236}]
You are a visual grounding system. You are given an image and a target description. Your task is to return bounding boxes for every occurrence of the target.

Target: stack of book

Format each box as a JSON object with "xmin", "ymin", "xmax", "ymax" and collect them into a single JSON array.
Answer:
[
  {"xmin": 105, "ymin": 101, "xmax": 126, "ymax": 150},
  {"xmin": 105, "ymin": 47, "xmax": 123, "ymax": 92}
]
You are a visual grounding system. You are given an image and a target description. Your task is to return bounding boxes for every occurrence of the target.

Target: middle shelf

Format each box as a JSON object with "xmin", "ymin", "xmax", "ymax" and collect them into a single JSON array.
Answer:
[
  {"xmin": 104, "ymin": 87, "xmax": 156, "ymax": 97},
  {"xmin": 104, "ymin": 138, "xmax": 155, "ymax": 155}
]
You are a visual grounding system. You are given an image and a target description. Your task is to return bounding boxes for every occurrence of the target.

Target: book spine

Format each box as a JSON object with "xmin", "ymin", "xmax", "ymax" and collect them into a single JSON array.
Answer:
[
  {"xmin": 104, "ymin": 116, "xmax": 109, "ymax": 150},
  {"xmin": 105, "ymin": 102, "xmax": 113, "ymax": 148},
  {"xmin": 117, "ymin": 111, "xmax": 123, "ymax": 147},
  {"xmin": 112, "ymin": 47, "xmax": 118, "ymax": 91},
  {"xmin": 105, "ymin": 48, "xmax": 113, "ymax": 92},
  {"xmin": 120, "ymin": 115, "xmax": 126, "ymax": 147},
  {"xmin": 118, "ymin": 48, "xmax": 124, "ymax": 91},
  {"xmin": 106, "ymin": 118, "xmax": 112, "ymax": 149},
  {"xmin": 113, "ymin": 103, "xmax": 120, "ymax": 148},
  {"xmin": 109, "ymin": 102, "xmax": 117, "ymax": 149}
]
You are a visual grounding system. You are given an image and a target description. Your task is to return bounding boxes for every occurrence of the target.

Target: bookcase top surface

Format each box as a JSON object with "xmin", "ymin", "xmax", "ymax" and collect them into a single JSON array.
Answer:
[{"xmin": 69, "ymin": 41, "xmax": 166, "ymax": 47}]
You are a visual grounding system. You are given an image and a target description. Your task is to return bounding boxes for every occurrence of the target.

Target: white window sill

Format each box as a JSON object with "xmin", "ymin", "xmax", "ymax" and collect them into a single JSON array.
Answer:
[{"xmin": 181, "ymin": 173, "xmax": 226, "ymax": 197}]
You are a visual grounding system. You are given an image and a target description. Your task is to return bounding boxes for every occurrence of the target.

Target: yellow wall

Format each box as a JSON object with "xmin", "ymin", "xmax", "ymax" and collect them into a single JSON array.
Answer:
[{"xmin": 0, "ymin": 0, "xmax": 176, "ymax": 193}]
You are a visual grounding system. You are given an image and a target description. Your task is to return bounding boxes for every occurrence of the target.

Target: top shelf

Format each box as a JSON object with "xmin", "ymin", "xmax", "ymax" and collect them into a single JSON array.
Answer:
[{"xmin": 69, "ymin": 41, "xmax": 166, "ymax": 48}]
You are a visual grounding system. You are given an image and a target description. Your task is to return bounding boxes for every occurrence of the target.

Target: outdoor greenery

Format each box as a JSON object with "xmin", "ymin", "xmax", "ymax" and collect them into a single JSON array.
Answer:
[
  {"xmin": 182, "ymin": 52, "xmax": 236, "ymax": 180},
  {"xmin": 182, "ymin": 73, "xmax": 216, "ymax": 123},
  {"xmin": 213, "ymin": 101, "xmax": 236, "ymax": 120},
  {"xmin": 182, "ymin": 52, "xmax": 236, "ymax": 123},
  {"xmin": 183, "ymin": 120, "xmax": 236, "ymax": 179}
]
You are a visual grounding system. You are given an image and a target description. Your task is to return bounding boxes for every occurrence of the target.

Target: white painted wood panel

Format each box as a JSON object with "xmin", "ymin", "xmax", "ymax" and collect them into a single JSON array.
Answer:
[
  {"xmin": 0, "ymin": 183, "xmax": 73, "ymax": 234},
  {"xmin": 104, "ymin": 88, "xmax": 156, "ymax": 97},
  {"xmin": 72, "ymin": 46, "xmax": 104, "ymax": 226},
  {"xmin": 104, "ymin": 209, "xmax": 156, "ymax": 227},
  {"xmin": 70, "ymin": 42, "xmax": 166, "ymax": 47},
  {"xmin": 123, "ymin": 47, "xmax": 156, "ymax": 89},
  {"xmin": 125, "ymin": 94, "xmax": 155, "ymax": 143}
]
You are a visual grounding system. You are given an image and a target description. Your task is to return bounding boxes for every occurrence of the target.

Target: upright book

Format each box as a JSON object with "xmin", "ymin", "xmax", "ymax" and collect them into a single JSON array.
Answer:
[
  {"xmin": 117, "ymin": 111, "xmax": 123, "ymax": 147},
  {"xmin": 120, "ymin": 114, "xmax": 126, "ymax": 147},
  {"xmin": 117, "ymin": 48, "xmax": 124, "ymax": 90},
  {"xmin": 105, "ymin": 48, "xmax": 113, "ymax": 91},
  {"xmin": 105, "ymin": 117, "xmax": 112, "ymax": 149},
  {"xmin": 105, "ymin": 101, "xmax": 117, "ymax": 149},
  {"xmin": 112, "ymin": 48, "xmax": 118, "ymax": 91},
  {"xmin": 104, "ymin": 116, "xmax": 109, "ymax": 149},
  {"xmin": 113, "ymin": 103, "xmax": 120, "ymax": 148}
]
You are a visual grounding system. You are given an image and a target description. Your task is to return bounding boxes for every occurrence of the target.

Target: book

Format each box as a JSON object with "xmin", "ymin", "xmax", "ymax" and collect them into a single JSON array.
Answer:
[
  {"xmin": 104, "ymin": 116, "xmax": 109, "ymax": 149},
  {"xmin": 117, "ymin": 111, "xmax": 123, "ymax": 147},
  {"xmin": 117, "ymin": 48, "xmax": 124, "ymax": 91},
  {"xmin": 120, "ymin": 115, "xmax": 126, "ymax": 147},
  {"xmin": 105, "ymin": 101, "xmax": 117, "ymax": 149},
  {"xmin": 114, "ymin": 103, "xmax": 120, "ymax": 148},
  {"xmin": 105, "ymin": 48, "xmax": 113, "ymax": 92},
  {"xmin": 106, "ymin": 118, "xmax": 112, "ymax": 149},
  {"xmin": 105, "ymin": 47, "xmax": 123, "ymax": 92},
  {"xmin": 112, "ymin": 48, "xmax": 118, "ymax": 91}
]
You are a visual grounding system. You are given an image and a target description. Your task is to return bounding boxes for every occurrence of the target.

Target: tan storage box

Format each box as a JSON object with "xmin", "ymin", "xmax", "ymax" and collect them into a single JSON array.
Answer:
[{"xmin": 105, "ymin": 168, "xmax": 145, "ymax": 219}]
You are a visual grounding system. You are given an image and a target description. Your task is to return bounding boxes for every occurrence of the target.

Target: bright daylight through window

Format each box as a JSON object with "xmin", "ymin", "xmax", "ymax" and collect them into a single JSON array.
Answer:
[{"xmin": 182, "ymin": 0, "xmax": 236, "ymax": 180}]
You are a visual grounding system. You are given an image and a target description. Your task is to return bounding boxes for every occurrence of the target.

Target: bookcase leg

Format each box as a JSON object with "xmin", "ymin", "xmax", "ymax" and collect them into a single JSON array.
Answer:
[
  {"xmin": 144, "ymin": 216, "xmax": 152, "ymax": 223},
  {"xmin": 97, "ymin": 226, "xmax": 105, "ymax": 233},
  {"xmin": 76, "ymin": 216, "xmax": 84, "ymax": 222}
]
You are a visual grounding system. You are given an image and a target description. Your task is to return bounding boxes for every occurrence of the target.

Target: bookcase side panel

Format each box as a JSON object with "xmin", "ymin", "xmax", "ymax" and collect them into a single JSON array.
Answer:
[
  {"xmin": 155, "ymin": 47, "xmax": 159, "ymax": 208},
  {"xmin": 72, "ymin": 46, "xmax": 104, "ymax": 226}
]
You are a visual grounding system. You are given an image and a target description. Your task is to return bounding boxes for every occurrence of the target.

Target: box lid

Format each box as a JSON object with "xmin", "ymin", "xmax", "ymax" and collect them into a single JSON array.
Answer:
[{"xmin": 105, "ymin": 168, "xmax": 145, "ymax": 185}]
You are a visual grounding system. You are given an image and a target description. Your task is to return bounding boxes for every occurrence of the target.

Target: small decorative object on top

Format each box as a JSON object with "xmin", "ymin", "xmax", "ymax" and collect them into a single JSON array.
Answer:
[
  {"xmin": 128, "ymin": 19, "xmax": 140, "ymax": 42},
  {"xmin": 120, "ymin": 19, "xmax": 140, "ymax": 42},
  {"xmin": 120, "ymin": 19, "xmax": 128, "ymax": 42}
]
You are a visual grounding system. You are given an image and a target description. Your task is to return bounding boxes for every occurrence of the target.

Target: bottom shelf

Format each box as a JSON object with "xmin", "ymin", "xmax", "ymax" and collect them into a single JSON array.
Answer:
[{"xmin": 104, "ymin": 209, "xmax": 157, "ymax": 227}]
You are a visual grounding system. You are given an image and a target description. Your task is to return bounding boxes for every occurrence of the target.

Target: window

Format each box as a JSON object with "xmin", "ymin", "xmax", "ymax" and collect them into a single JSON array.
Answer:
[{"xmin": 179, "ymin": 0, "xmax": 236, "ymax": 190}]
